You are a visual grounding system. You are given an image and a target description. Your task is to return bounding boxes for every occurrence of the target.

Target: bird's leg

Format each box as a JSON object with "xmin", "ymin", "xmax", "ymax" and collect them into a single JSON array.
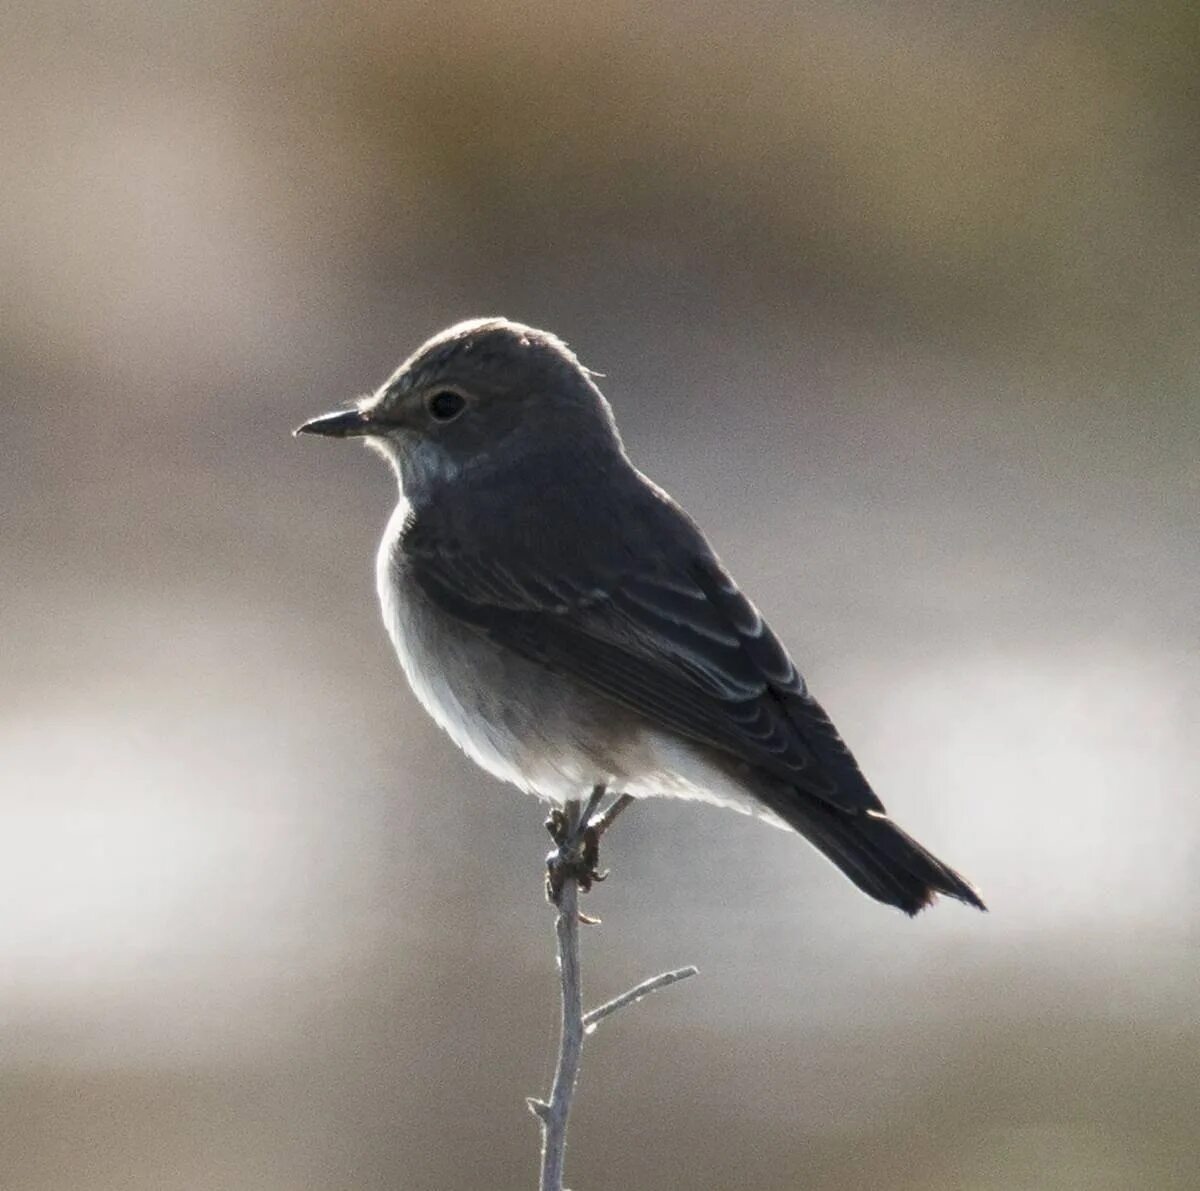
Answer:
[
  {"xmin": 576, "ymin": 792, "xmax": 635, "ymax": 890},
  {"xmin": 590, "ymin": 792, "xmax": 635, "ymax": 839},
  {"xmin": 545, "ymin": 786, "xmax": 604, "ymax": 904},
  {"xmin": 545, "ymin": 787, "xmax": 633, "ymax": 906}
]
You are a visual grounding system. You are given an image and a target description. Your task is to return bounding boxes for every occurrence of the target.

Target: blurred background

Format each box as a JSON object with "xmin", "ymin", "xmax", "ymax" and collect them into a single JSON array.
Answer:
[{"xmin": 3, "ymin": 1, "xmax": 1198, "ymax": 1187}]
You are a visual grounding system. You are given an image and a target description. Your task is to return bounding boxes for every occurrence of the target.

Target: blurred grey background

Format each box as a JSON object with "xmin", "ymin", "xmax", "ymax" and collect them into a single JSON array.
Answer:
[{"xmin": 2, "ymin": 2, "xmax": 1198, "ymax": 1188}]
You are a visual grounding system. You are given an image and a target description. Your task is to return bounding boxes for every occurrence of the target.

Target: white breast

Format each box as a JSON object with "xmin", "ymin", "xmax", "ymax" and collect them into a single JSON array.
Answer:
[
  {"xmin": 375, "ymin": 500, "xmax": 525, "ymax": 787},
  {"xmin": 375, "ymin": 500, "xmax": 617, "ymax": 802}
]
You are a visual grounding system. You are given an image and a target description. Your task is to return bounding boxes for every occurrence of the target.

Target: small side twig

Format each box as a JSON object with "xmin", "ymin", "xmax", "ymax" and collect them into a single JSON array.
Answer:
[
  {"xmin": 582, "ymin": 966, "xmax": 699, "ymax": 1034},
  {"xmin": 529, "ymin": 792, "xmax": 697, "ymax": 1191}
]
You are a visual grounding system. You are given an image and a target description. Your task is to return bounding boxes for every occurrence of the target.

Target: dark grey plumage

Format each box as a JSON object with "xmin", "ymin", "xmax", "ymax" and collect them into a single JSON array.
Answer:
[{"xmin": 297, "ymin": 318, "xmax": 984, "ymax": 916}]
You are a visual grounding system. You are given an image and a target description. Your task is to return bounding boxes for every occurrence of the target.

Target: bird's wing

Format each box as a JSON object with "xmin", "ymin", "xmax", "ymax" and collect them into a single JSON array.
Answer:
[{"xmin": 405, "ymin": 529, "xmax": 884, "ymax": 815}]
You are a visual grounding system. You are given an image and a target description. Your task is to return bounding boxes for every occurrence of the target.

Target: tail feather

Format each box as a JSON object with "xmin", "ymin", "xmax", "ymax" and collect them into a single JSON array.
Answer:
[{"xmin": 765, "ymin": 792, "xmax": 986, "ymax": 916}]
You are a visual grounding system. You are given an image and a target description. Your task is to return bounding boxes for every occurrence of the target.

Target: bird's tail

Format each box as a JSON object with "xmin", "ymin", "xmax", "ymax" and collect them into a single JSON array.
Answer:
[{"xmin": 766, "ymin": 792, "xmax": 986, "ymax": 916}]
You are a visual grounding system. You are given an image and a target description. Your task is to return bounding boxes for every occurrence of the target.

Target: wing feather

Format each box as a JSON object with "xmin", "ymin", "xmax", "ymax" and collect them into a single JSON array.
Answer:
[{"xmin": 407, "ymin": 531, "xmax": 882, "ymax": 813}]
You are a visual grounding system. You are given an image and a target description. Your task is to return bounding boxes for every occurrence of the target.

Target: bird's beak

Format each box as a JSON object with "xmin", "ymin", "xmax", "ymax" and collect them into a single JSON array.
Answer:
[{"xmin": 292, "ymin": 406, "xmax": 371, "ymax": 439}]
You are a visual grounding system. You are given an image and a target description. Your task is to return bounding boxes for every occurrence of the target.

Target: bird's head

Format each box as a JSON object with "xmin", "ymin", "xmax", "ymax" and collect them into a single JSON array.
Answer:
[{"xmin": 294, "ymin": 318, "xmax": 621, "ymax": 496}]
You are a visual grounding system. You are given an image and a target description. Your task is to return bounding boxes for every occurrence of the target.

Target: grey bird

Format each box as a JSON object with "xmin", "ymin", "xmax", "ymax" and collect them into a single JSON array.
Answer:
[{"xmin": 296, "ymin": 318, "xmax": 984, "ymax": 916}]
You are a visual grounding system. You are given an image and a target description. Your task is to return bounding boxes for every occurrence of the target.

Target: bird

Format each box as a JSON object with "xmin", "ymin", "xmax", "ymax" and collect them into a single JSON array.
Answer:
[{"xmin": 295, "ymin": 318, "xmax": 984, "ymax": 916}]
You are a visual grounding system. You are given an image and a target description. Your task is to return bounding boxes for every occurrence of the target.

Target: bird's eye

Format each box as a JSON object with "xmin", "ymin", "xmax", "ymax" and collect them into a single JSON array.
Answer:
[{"xmin": 426, "ymin": 390, "xmax": 466, "ymax": 422}]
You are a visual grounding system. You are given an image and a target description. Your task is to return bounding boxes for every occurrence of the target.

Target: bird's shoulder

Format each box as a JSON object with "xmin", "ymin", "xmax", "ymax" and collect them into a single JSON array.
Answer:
[{"xmin": 399, "ymin": 453, "xmax": 678, "ymax": 570}]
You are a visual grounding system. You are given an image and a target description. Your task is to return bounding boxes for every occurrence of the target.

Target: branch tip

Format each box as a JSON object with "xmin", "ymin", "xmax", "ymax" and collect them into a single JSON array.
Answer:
[{"xmin": 583, "ymin": 965, "xmax": 699, "ymax": 1033}]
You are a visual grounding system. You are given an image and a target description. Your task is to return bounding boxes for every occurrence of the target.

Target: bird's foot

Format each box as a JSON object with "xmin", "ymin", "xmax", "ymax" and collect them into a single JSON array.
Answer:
[
  {"xmin": 544, "ymin": 816, "xmax": 607, "ymax": 906},
  {"xmin": 544, "ymin": 793, "xmax": 633, "ymax": 908}
]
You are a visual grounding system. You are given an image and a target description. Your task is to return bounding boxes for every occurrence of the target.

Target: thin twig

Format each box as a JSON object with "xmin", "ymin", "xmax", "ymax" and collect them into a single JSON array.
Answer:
[
  {"xmin": 583, "ymin": 966, "xmax": 699, "ymax": 1034},
  {"xmin": 529, "ymin": 792, "xmax": 697, "ymax": 1191},
  {"xmin": 533, "ymin": 797, "xmax": 586, "ymax": 1191}
]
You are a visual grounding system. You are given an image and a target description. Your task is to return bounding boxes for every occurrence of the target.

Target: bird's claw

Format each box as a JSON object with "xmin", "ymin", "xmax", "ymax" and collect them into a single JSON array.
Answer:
[
  {"xmin": 544, "ymin": 805, "xmax": 621, "ymax": 908},
  {"xmin": 544, "ymin": 809, "xmax": 569, "ymax": 848}
]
